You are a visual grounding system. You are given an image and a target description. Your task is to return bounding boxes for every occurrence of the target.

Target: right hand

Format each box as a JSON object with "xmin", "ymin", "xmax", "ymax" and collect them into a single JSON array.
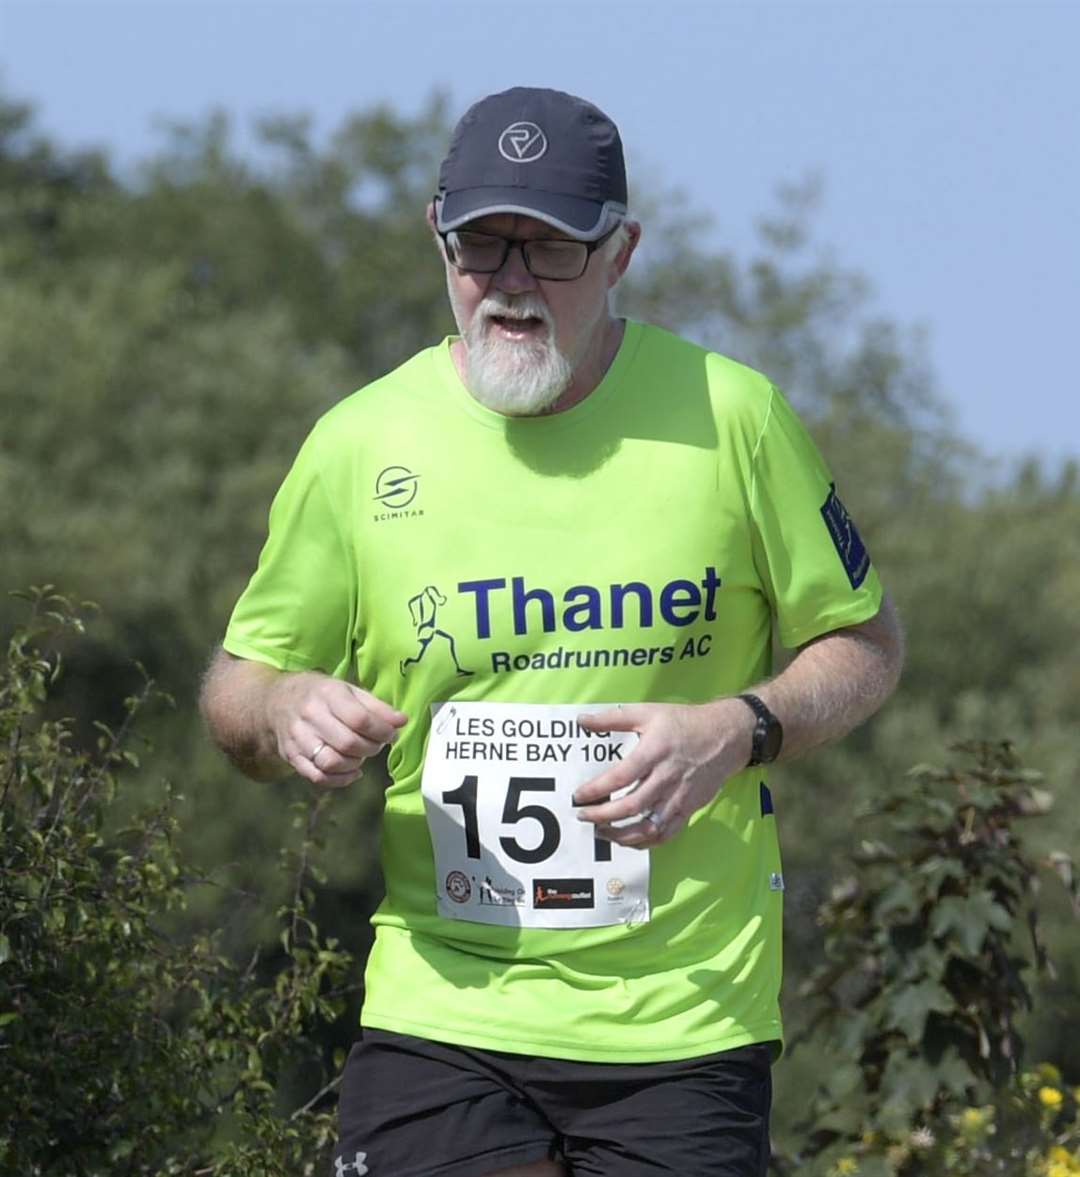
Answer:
[{"xmin": 266, "ymin": 672, "xmax": 408, "ymax": 787}]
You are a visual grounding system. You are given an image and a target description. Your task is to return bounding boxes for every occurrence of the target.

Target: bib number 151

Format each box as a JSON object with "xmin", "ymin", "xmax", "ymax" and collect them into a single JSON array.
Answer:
[{"xmin": 442, "ymin": 774, "xmax": 613, "ymax": 865}]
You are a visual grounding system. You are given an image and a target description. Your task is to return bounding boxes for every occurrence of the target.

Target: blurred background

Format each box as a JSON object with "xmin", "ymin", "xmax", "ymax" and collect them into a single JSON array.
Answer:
[{"xmin": 2, "ymin": 0, "xmax": 1078, "ymax": 1154}]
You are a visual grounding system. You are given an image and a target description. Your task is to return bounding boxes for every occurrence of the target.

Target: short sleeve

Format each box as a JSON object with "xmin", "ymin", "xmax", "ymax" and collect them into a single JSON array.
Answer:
[
  {"xmin": 223, "ymin": 428, "xmax": 357, "ymax": 677},
  {"xmin": 749, "ymin": 386, "xmax": 883, "ymax": 648}
]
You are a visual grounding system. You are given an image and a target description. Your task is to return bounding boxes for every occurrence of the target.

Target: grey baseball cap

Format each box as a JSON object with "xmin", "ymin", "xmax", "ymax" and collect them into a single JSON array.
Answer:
[{"xmin": 434, "ymin": 87, "xmax": 628, "ymax": 241}]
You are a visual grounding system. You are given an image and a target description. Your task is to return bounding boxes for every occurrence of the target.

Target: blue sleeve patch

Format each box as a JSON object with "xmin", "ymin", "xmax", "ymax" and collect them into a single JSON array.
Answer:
[
  {"xmin": 820, "ymin": 484, "xmax": 870, "ymax": 589},
  {"xmin": 760, "ymin": 781, "xmax": 774, "ymax": 816}
]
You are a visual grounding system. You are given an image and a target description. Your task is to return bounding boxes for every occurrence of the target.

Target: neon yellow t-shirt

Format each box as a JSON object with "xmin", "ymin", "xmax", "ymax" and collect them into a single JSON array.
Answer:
[{"xmin": 224, "ymin": 320, "xmax": 882, "ymax": 1062}]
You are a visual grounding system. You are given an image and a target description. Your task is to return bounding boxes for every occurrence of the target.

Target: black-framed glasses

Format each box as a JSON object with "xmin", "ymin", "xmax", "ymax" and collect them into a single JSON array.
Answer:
[{"xmin": 436, "ymin": 217, "xmax": 621, "ymax": 282}]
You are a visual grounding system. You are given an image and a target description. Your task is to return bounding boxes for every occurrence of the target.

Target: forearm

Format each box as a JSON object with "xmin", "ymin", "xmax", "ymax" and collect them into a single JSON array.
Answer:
[
  {"xmin": 752, "ymin": 594, "xmax": 905, "ymax": 762},
  {"xmin": 199, "ymin": 649, "xmax": 292, "ymax": 781}
]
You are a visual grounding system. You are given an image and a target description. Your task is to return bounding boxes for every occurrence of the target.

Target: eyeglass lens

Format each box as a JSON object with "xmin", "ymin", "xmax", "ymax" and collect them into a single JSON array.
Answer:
[{"xmin": 447, "ymin": 232, "xmax": 590, "ymax": 280}]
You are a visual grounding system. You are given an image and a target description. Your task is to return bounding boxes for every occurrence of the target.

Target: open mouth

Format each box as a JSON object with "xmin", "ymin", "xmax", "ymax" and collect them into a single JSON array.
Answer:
[{"xmin": 488, "ymin": 314, "xmax": 547, "ymax": 338}]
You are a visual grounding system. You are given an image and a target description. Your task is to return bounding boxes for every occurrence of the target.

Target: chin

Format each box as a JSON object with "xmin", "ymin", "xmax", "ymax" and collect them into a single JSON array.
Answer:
[
  {"xmin": 464, "ymin": 335, "xmax": 573, "ymax": 417},
  {"xmin": 467, "ymin": 378, "xmax": 568, "ymax": 417}
]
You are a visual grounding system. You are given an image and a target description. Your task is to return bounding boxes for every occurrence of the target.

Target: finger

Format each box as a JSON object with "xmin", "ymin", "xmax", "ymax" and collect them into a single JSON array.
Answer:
[
  {"xmin": 578, "ymin": 705, "xmax": 649, "ymax": 734},
  {"xmin": 330, "ymin": 693, "xmax": 406, "ymax": 748},
  {"xmin": 346, "ymin": 685, "xmax": 408, "ymax": 729},
  {"xmin": 598, "ymin": 807, "xmax": 685, "ymax": 848},
  {"xmin": 315, "ymin": 766, "xmax": 364, "ymax": 789},
  {"xmin": 309, "ymin": 711, "xmax": 388, "ymax": 763},
  {"xmin": 313, "ymin": 743, "xmax": 371, "ymax": 775},
  {"xmin": 595, "ymin": 818, "xmax": 656, "ymax": 847},
  {"xmin": 283, "ymin": 728, "xmax": 371, "ymax": 778},
  {"xmin": 289, "ymin": 752, "xmax": 363, "ymax": 789},
  {"xmin": 572, "ymin": 739, "xmax": 660, "ymax": 809},
  {"xmin": 577, "ymin": 774, "xmax": 668, "ymax": 827}
]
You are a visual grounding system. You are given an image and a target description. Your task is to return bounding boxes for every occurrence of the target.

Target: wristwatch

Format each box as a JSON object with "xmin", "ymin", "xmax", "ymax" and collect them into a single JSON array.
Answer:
[{"xmin": 736, "ymin": 694, "xmax": 783, "ymax": 767}]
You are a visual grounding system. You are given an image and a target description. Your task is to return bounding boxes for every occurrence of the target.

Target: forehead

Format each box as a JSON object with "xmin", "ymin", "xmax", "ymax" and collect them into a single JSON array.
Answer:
[{"xmin": 459, "ymin": 212, "xmax": 580, "ymax": 241}]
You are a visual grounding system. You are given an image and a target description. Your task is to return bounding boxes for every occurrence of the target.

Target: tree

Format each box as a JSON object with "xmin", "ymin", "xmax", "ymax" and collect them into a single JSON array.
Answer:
[
  {"xmin": 775, "ymin": 741, "xmax": 1080, "ymax": 1175},
  {"xmin": 0, "ymin": 591, "xmax": 352, "ymax": 1175},
  {"xmin": 2, "ymin": 84, "xmax": 1079, "ymax": 1161}
]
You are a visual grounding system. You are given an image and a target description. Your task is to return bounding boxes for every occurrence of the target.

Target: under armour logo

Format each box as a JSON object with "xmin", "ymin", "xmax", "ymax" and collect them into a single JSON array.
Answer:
[
  {"xmin": 498, "ymin": 121, "xmax": 548, "ymax": 163},
  {"xmin": 335, "ymin": 1152, "xmax": 369, "ymax": 1176}
]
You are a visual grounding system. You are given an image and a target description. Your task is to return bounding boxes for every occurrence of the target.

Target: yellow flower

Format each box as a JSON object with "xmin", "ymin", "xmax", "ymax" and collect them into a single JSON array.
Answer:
[
  {"xmin": 1037, "ymin": 1062, "xmax": 1064, "ymax": 1085},
  {"xmin": 833, "ymin": 1159, "xmax": 859, "ymax": 1176},
  {"xmin": 1039, "ymin": 1086, "xmax": 1064, "ymax": 1109},
  {"xmin": 1047, "ymin": 1164, "xmax": 1071, "ymax": 1177},
  {"xmin": 960, "ymin": 1106, "xmax": 988, "ymax": 1131}
]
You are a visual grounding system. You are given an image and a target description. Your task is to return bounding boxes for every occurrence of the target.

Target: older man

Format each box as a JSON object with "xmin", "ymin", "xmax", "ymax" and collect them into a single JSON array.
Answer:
[{"xmin": 201, "ymin": 87, "xmax": 903, "ymax": 1177}]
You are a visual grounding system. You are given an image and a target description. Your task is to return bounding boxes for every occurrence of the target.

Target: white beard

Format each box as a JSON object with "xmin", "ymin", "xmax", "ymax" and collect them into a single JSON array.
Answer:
[{"xmin": 452, "ymin": 290, "xmax": 575, "ymax": 416}]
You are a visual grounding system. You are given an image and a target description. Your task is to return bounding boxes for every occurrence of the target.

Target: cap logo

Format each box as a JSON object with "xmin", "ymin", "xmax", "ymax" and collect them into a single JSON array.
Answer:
[{"xmin": 498, "ymin": 121, "xmax": 548, "ymax": 163}]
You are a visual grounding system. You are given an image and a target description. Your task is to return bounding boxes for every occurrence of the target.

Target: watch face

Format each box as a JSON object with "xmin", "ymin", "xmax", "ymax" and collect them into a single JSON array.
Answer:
[{"xmin": 759, "ymin": 718, "xmax": 783, "ymax": 762}]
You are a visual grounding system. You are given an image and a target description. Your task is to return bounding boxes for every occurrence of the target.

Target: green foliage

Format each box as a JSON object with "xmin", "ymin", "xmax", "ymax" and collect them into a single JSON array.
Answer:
[
  {"xmin": 775, "ymin": 742, "xmax": 1080, "ymax": 1175},
  {"xmin": 0, "ymin": 591, "xmax": 354, "ymax": 1175},
  {"xmin": 3, "ymin": 81, "xmax": 1080, "ymax": 1165}
]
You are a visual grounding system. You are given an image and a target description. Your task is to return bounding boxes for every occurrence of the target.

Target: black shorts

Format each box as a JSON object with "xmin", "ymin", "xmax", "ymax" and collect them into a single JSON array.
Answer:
[{"xmin": 333, "ymin": 1028, "xmax": 773, "ymax": 1177}]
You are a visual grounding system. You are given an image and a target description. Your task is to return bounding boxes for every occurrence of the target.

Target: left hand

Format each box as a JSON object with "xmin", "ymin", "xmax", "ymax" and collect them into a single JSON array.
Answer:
[{"xmin": 572, "ymin": 699, "xmax": 756, "ymax": 847}]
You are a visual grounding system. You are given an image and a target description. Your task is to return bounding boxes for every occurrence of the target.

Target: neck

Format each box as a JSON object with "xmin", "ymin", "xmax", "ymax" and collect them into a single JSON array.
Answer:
[{"xmin": 545, "ymin": 315, "xmax": 625, "ymax": 415}]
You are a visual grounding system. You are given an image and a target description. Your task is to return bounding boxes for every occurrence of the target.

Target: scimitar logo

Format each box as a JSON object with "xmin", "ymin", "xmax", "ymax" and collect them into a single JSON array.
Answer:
[{"xmin": 374, "ymin": 465, "xmax": 420, "ymax": 510}]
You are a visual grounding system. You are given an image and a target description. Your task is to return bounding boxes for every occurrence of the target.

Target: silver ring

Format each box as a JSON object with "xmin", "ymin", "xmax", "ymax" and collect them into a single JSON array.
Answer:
[
  {"xmin": 311, "ymin": 740, "xmax": 327, "ymax": 763},
  {"xmin": 641, "ymin": 808, "xmax": 662, "ymax": 829}
]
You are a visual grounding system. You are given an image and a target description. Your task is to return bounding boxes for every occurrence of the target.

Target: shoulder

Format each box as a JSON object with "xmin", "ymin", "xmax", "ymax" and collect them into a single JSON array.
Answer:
[
  {"xmin": 270, "ymin": 342, "xmax": 447, "ymax": 502},
  {"xmin": 310, "ymin": 343, "xmax": 444, "ymax": 442},
  {"xmin": 631, "ymin": 321, "xmax": 777, "ymax": 439}
]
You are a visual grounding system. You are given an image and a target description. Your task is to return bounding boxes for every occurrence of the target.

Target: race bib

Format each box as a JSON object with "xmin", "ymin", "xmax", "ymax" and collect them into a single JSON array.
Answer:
[{"xmin": 421, "ymin": 702, "xmax": 651, "ymax": 929}]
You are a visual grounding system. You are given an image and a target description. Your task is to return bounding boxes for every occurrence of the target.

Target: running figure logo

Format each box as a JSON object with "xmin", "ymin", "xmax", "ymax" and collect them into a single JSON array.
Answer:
[{"xmin": 400, "ymin": 586, "xmax": 474, "ymax": 677}]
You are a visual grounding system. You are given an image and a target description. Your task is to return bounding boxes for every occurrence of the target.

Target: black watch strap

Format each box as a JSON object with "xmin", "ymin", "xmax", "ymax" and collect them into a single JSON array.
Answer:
[{"xmin": 736, "ymin": 693, "xmax": 783, "ymax": 767}]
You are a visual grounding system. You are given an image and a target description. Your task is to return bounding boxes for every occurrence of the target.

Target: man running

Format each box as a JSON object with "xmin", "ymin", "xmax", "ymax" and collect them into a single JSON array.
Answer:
[
  {"xmin": 400, "ymin": 585, "xmax": 473, "ymax": 677},
  {"xmin": 200, "ymin": 86, "xmax": 904, "ymax": 1176}
]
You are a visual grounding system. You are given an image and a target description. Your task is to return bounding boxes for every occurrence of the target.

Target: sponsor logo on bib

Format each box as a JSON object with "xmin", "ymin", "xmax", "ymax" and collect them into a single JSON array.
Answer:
[
  {"xmin": 479, "ymin": 876, "xmax": 526, "ymax": 906},
  {"xmin": 445, "ymin": 870, "xmax": 471, "ymax": 903},
  {"xmin": 533, "ymin": 878, "xmax": 595, "ymax": 909}
]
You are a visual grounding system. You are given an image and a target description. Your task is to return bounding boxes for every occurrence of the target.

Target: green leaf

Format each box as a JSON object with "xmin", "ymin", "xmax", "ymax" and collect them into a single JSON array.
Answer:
[
  {"xmin": 109, "ymin": 1139, "xmax": 135, "ymax": 1162},
  {"xmin": 917, "ymin": 856, "xmax": 966, "ymax": 892},
  {"xmin": 930, "ymin": 892, "xmax": 1012, "ymax": 956},
  {"xmin": 935, "ymin": 1048, "xmax": 974, "ymax": 1097},
  {"xmin": 833, "ymin": 1011, "xmax": 870, "ymax": 1056},
  {"xmin": 884, "ymin": 979, "xmax": 954, "ymax": 1041},
  {"xmin": 880, "ymin": 1051, "xmax": 942, "ymax": 1111},
  {"xmin": 815, "ymin": 1105, "xmax": 864, "ymax": 1135},
  {"xmin": 874, "ymin": 878, "xmax": 920, "ymax": 921},
  {"xmin": 0, "ymin": 934, "xmax": 10, "ymax": 965}
]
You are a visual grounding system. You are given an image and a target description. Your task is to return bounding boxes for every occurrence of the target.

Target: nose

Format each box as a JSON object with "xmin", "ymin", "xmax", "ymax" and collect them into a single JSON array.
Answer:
[{"xmin": 493, "ymin": 242, "xmax": 538, "ymax": 294}]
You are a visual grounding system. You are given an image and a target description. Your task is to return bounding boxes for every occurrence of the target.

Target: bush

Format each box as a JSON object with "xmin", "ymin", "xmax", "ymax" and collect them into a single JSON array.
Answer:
[
  {"xmin": 0, "ymin": 589, "xmax": 354, "ymax": 1175},
  {"xmin": 5, "ymin": 590, "xmax": 1079, "ymax": 1175},
  {"xmin": 778, "ymin": 741, "xmax": 1080, "ymax": 1175}
]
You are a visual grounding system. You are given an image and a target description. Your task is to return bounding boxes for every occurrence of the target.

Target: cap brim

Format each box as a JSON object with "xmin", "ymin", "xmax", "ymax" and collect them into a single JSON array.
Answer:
[{"xmin": 435, "ymin": 187, "xmax": 625, "ymax": 241}]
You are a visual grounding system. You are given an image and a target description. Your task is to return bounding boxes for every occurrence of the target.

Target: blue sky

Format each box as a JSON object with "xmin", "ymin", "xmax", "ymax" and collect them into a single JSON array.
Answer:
[{"xmin": 3, "ymin": 0, "xmax": 1077, "ymax": 468}]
